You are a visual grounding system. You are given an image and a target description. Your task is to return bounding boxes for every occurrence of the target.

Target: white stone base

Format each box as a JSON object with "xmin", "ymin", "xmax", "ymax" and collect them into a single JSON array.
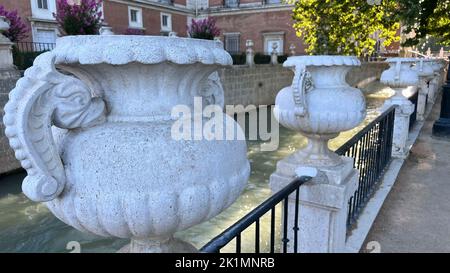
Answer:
[{"xmin": 270, "ymin": 154, "xmax": 358, "ymax": 253}]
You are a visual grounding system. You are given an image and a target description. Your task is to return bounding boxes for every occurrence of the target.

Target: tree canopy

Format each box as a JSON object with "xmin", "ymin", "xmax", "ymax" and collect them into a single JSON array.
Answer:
[
  {"xmin": 291, "ymin": 0, "xmax": 450, "ymax": 55},
  {"xmin": 291, "ymin": 0, "xmax": 400, "ymax": 56},
  {"xmin": 398, "ymin": 0, "xmax": 450, "ymax": 47}
]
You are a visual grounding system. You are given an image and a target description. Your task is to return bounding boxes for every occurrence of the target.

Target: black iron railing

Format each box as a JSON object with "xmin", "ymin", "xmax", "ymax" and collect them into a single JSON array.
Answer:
[
  {"xmin": 409, "ymin": 90, "xmax": 419, "ymax": 130},
  {"xmin": 201, "ymin": 106, "xmax": 396, "ymax": 252},
  {"xmin": 335, "ymin": 106, "xmax": 395, "ymax": 229},
  {"xmin": 200, "ymin": 176, "xmax": 312, "ymax": 253},
  {"xmin": 12, "ymin": 42, "xmax": 56, "ymax": 71}
]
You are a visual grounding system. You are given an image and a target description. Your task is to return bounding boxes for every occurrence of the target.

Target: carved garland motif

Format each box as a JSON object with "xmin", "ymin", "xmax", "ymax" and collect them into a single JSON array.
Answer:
[{"xmin": 291, "ymin": 64, "xmax": 314, "ymax": 117}]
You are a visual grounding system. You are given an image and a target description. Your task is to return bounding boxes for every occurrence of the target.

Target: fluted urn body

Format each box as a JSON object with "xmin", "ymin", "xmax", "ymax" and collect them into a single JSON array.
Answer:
[
  {"xmin": 3, "ymin": 36, "xmax": 250, "ymax": 252},
  {"xmin": 274, "ymin": 56, "xmax": 366, "ymax": 167}
]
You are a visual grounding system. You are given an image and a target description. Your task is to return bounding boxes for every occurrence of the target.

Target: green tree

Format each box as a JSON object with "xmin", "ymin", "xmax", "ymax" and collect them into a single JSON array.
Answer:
[
  {"xmin": 291, "ymin": 0, "xmax": 400, "ymax": 56},
  {"xmin": 398, "ymin": 0, "xmax": 450, "ymax": 47}
]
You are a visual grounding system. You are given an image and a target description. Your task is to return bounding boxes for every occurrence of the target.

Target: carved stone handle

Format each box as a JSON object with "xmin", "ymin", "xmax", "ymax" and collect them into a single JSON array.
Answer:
[
  {"xmin": 291, "ymin": 64, "xmax": 314, "ymax": 117},
  {"xmin": 3, "ymin": 52, "xmax": 106, "ymax": 202},
  {"xmin": 394, "ymin": 60, "xmax": 401, "ymax": 81}
]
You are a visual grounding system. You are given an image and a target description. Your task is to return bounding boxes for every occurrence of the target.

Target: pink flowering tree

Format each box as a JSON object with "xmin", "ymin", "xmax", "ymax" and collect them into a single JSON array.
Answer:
[
  {"xmin": 0, "ymin": 6, "xmax": 29, "ymax": 42},
  {"xmin": 188, "ymin": 17, "xmax": 220, "ymax": 40},
  {"xmin": 53, "ymin": 0, "xmax": 103, "ymax": 36}
]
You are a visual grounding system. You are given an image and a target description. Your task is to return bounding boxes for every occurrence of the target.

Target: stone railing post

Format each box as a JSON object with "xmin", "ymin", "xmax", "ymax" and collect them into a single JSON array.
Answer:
[
  {"xmin": 270, "ymin": 56, "xmax": 366, "ymax": 253},
  {"xmin": 0, "ymin": 16, "xmax": 14, "ymax": 70},
  {"xmin": 428, "ymin": 59, "xmax": 443, "ymax": 104},
  {"xmin": 415, "ymin": 59, "xmax": 434, "ymax": 121},
  {"xmin": 270, "ymin": 43, "xmax": 278, "ymax": 65},
  {"xmin": 381, "ymin": 58, "xmax": 418, "ymax": 159},
  {"xmin": 245, "ymin": 39, "xmax": 254, "ymax": 67}
]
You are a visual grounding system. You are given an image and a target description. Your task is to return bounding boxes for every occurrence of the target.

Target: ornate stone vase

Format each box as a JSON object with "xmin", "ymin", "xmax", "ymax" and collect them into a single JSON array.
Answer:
[
  {"xmin": 3, "ymin": 36, "xmax": 250, "ymax": 252},
  {"xmin": 274, "ymin": 56, "xmax": 366, "ymax": 167},
  {"xmin": 380, "ymin": 58, "xmax": 418, "ymax": 158}
]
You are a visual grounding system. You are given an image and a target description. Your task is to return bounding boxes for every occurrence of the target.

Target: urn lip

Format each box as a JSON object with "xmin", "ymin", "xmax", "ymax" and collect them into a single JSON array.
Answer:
[
  {"xmin": 385, "ymin": 57, "xmax": 418, "ymax": 64},
  {"xmin": 52, "ymin": 35, "xmax": 233, "ymax": 66},
  {"xmin": 283, "ymin": 55, "xmax": 361, "ymax": 68}
]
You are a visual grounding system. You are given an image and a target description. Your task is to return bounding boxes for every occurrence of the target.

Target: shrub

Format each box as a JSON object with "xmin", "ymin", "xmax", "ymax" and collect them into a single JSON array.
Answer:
[
  {"xmin": 188, "ymin": 17, "xmax": 220, "ymax": 40},
  {"xmin": 254, "ymin": 53, "xmax": 271, "ymax": 64},
  {"xmin": 277, "ymin": 55, "xmax": 288, "ymax": 64},
  {"xmin": 54, "ymin": 0, "xmax": 103, "ymax": 36},
  {"xmin": 124, "ymin": 28, "xmax": 145, "ymax": 35},
  {"xmin": 231, "ymin": 52, "xmax": 246, "ymax": 65},
  {"xmin": 0, "ymin": 5, "xmax": 29, "ymax": 42}
]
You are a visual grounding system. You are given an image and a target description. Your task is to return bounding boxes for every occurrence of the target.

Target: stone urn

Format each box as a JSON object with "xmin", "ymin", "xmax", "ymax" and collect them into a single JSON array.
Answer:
[
  {"xmin": 380, "ymin": 57, "xmax": 418, "ymax": 158},
  {"xmin": 3, "ymin": 36, "xmax": 250, "ymax": 252},
  {"xmin": 274, "ymin": 56, "xmax": 366, "ymax": 167},
  {"xmin": 414, "ymin": 59, "xmax": 435, "ymax": 120}
]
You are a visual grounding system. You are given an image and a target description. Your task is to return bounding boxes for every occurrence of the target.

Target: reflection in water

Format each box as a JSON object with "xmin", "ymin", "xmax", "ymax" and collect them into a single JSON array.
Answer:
[{"xmin": 0, "ymin": 84, "xmax": 393, "ymax": 253}]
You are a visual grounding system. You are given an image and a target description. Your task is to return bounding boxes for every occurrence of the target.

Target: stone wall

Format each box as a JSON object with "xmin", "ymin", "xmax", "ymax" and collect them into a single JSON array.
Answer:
[
  {"xmin": 346, "ymin": 62, "xmax": 390, "ymax": 88},
  {"xmin": 220, "ymin": 62, "xmax": 389, "ymax": 108},
  {"xmin": 220, "ymin": 64, "xmax": 293, "ymax": 107},
  {"xmin": 0, "ymin": 69, "xmax": 21, "ymax": 175}
]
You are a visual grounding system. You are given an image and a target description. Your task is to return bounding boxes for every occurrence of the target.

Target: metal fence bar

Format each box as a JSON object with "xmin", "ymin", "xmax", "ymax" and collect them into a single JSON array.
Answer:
[
  {"xmin": 335, "ymin": 106, "xmax": 396, "ymax": 229},
  {"xmin": 200, "ymin": 176, "xmax": 312, "ymax": 253},
  {"xmin": 201, "ymin": 106, "xmax": 396, "ymax": 252}
]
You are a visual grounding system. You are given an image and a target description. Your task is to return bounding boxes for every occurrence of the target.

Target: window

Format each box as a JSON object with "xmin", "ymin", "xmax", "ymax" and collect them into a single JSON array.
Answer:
[
  {"xmin": 224, "ymin": 0, "xmax": 239, "ymax": 8},
  {"xmin": 35, "ymin": 28, "xmax": 57, "ymax": 45},
  {"xmin": 224, "ymin": 33, "xmax": 240, "ymax": 54},
  {"xmin": 265, "ymin": 0, "xmax": 281, "ymax": 4},
  {"xmin": 37, "ymin": 0, "xmax": 48, "ymax": 9},
  {"xmin": 160, "ymin": 13, "xmax": 172, "ymax": 32},
  {"xmin": 263, "ymin": 32, "xmax": 285, "ymax": 54},
  {"xmin": 128, "ymin": 7, "xmax": 143, "ymax": 28}
]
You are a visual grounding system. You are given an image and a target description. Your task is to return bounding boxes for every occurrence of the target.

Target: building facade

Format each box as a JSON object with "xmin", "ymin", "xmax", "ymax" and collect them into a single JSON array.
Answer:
[{"xmin": 0, "ymin": 0, "xmax": 305, "ymax": 55}]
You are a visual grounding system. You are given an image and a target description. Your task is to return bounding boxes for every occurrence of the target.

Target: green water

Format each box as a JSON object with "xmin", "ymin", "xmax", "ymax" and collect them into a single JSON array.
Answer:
[{"xmin": 0, "ymin": 84, "xmax": 393, "ymax": 253}]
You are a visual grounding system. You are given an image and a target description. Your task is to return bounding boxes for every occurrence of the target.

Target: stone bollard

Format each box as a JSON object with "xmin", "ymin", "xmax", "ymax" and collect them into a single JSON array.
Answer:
[
  {"xmin": 0, "ymin": 16, "xmax": 14, "ymax": 70},
  {"xmin": 270, "ymin": 43, "xmax": 278, "ymax": 65},
  {"xmin": 415, "ymin": 59, "xmax": 434, "ymax": 121},
  {"xmin": 270, "ymin": 56, "xmax": 366, "ymax": 252},
  {"xmin": 289, "ymin": 43, "xmax": 296, "ymax": 56},
  {"xmin": 245, "ymin": 39, "xmax": 254, "ymax": 67},
  {"xmin": 381, "ymin": 58, "xmax": 418, "ymax": 159},
  {"xmin": 99, "ymin": 26, "xmax": 114, "ymax": 35}
]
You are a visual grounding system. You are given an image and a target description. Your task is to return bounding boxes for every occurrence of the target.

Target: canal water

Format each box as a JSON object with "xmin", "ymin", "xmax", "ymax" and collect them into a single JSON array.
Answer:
[{"xmin": 0, "ymin": 83, "xmax": 393, "ymax": 253}]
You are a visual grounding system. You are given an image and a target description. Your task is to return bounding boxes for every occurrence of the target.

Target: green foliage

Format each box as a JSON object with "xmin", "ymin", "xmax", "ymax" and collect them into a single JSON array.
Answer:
[
  {"xmin": 398, "ymin": 0, "xmax": 450, "ymax": 47},
  {"xmin": 291, "ymin": 0, "xmax": 400, "ymax": 56}
]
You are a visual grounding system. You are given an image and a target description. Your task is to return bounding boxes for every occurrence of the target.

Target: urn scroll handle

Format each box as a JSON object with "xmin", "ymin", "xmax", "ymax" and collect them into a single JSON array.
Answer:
[
  {"xmin": 290, "ymin": 64, "xmax": 314, "ymax": 117},
  {"xmin": 3, "ymin": 52, "xmax": 106, "ymax": 202}
]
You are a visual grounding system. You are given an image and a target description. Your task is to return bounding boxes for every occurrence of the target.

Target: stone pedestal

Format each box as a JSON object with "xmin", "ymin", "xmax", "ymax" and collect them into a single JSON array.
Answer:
[
  {"xmin": 382, "ymin": 89, "xmax": 415, "ymax": 158},
  {"xmin": 270, "ymin": 156, "xmax": 358, "ymax": 253},
  {"xmin": 417, "ymin": 81, "xmax": 428, "ymax": 121},
  {"xmin": 245, "ymin": 39, "xmax": 254, "ymax": 67},
  {"xmin": 270, "ymin": 43, "xmax": 278, "ymax": 65},
  {"xmin": 428, "ymin": 76, "xmax": 439, "ymax": 105}
]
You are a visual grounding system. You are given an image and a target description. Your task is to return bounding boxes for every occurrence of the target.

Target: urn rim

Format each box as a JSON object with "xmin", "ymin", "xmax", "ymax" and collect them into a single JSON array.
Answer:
[
  {"xmin": 283, "ymin": 55, "xmax": 361, "ymax": 68},
  {"xmin": 385, "ymin": 57, "xmax": 418, "ymax": 64},
  {"xmin": 52, "ymin": 35, "xmax": 233, "ymax": 67}
]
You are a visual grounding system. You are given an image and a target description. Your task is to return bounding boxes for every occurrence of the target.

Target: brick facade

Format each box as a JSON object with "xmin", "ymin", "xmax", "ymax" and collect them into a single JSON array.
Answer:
[
  {"xmin": 0, "ymin": 0, "xmax": 398, "ymax": 56},
  {"xmin": 212, "ymin": 9, "xmax": 306, "ymax": 55}
]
